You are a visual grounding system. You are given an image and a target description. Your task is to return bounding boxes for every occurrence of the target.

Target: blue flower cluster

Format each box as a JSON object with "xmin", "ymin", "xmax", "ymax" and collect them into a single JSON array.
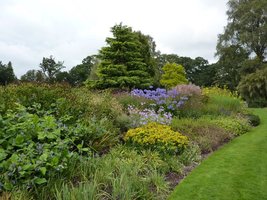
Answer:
[{"xmin": 131, "ymin": 88, "xmax": 188, "ymax": 114}]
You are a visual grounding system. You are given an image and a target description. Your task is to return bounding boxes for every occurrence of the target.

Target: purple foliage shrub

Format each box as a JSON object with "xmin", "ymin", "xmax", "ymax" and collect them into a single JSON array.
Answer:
[{"xmin": 173, "ymin": 84, "xmax": 201, "ymax": 96}]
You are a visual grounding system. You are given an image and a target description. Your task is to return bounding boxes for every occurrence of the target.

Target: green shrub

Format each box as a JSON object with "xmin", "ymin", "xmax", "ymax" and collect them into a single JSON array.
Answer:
[
  {"xmin": 0, "ymin": 83, "xmax": 71, "ymax": 114},
  {"xmin": 0, "ymin": 84, "xmax": 126, "ymax": 132},
  {"xmin": 201, "ymin": 87, "xmax": 247, "ymax": 116},
  {"xmin": 211, "ymin": 116, "xmax": 251, "ymax": 136},
  {"xmin": 0, "ymin": 104, "xmax": 77, "ymax": 190},
  {"xmin": 160, "ymin": 63, "xmax": 188, "ymax": 88},
  {"xmin": 246, "ymin": 114, "xmax": 260, "ymax": 126},
  {"xmin": 0, "ymin": 103, "xmax": 120, "ymax": 191},
  {"xmin": 238, "ymin": 67, "xmax": 267, "ymax": 107},
  {"xmin": 171, "ymin": 117, "xmax": 233, "ymax": 153},
  {"xmin": 124, "ymin": 122, "xmax": 188, "ymax": 155}
]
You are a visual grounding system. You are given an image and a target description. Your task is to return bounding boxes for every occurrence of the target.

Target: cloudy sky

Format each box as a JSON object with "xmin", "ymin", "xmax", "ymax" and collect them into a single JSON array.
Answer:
[{"xmin": 0, "ymin": 0, "xmax": 228, "ymax": 77}]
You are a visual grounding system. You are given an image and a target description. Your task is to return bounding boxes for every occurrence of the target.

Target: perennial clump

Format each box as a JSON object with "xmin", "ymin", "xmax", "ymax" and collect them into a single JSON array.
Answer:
[
  {"xmin": 124, "ymin": 122, "xmax": 188, "ymax": 155},
  {"xmin": 131, "ymin": 88, "xmax": 188, "ymax": 115}
]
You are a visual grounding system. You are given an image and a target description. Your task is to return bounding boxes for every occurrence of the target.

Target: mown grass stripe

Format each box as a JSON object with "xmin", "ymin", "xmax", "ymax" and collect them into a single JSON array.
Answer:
[{"xmin": 168, "ymin": 108, "xmax": 267, "ymax": 200}]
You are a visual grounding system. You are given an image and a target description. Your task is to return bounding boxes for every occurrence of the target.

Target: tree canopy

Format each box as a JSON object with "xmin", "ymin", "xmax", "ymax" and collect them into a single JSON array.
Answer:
[
  {"xmin": 217, "ymin": 0, "xmax": 267, "ymax": 61},
  {"xmin": 90, "ymin": 24, "xmax": 155, "ymax": 89},
  {"xmin": 68, "ymin": 55, "xmax": 95, "ymax": 86},
  {"xmin": 39, "ymin": 56, "xmax": 65, "ymax": 82},
  {"xmin": 160, "ymin": 63, "xmax": 188, "ymax": 88},
  {"xmin": 0, "ymin": 61, "xmax": 16, "ymax": 85},
  {"xmin": 21, "ymin": 70, "xmax": 46, "ymax": 82}
]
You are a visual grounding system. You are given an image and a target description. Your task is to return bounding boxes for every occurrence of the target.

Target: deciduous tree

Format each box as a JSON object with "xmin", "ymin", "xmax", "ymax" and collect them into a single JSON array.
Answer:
[
  {"xmin": 39, "ymin": 56, "xmax": 64, "ymax": 82},
  {"xmin": 160, "ymin": 63, "xmax": 188, "ymax": 88},
  {"xmin": 217, "ymin": 0, "xmax": 267, "ymax": 61}
]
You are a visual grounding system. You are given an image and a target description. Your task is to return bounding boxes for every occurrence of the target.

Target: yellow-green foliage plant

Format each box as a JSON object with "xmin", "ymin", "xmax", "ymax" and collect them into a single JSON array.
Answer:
[
  {"xmin": 212, "ymin": 116, "xmax": 251, "ymax": 136},
  {"xmin": 202, "ymin": 86, "xmax": 247, "ymax": 115},
  {"xmin": 202, "ymin": 86, "xmax": 239, "ymax": 98},
  {"xmin": 124, "ymin": 122, "xmax": 188, "ymax": 155},
  {"xmin": 160, "ymin": 63, "xmax": 188, "ymax": 89}
]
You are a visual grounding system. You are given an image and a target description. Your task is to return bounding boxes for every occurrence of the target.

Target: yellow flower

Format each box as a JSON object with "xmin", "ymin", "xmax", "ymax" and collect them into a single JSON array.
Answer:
[{"xmin": 124, "ymin": 122, "xmax": 188, "ymax": 154}]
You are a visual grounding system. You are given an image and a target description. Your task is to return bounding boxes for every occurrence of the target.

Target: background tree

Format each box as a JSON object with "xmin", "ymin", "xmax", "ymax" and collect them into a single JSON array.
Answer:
[
  {"xmin": 215, "ymin": 45, "xmax": 249, "ymax": 90},
  {"xmin": 216, "ymin": 0, "xmax": 267, "ymax": 106},
  {"xmin": 217, "ymin": 0, "xmax": 267, "ymax": 61},
  {"xmin": 0, "ymin": 61, "xmax": 16, "ymax": 85},
  {"xmin": 68, "ymin": 55, "xmax": 95, "ymax": 86},
  {"xmin": 155, "ymin": 53, "xmax": 211, "ymax": 86},
  {"xmin": 195, "ymin": 63, "xmax": 218, "ymax": 87},
  {"xmin": 91, "ymin": 24, "xmax": 154, "ymax": 89},
  {"xmin": 21, "ymin": 70, "xmax": 46, "ymax": 82},
  {"xmin": 160, "ymin": 63, "xmax": 188, "ymax": 88},
  {"xmin": 55, "ymin": 71, "xmax": 70, "ymax": 83},
  {"xmin": 39, "ymin": 56, "xmax": 65, "ymax": 82},
  {"xmin": 238, "ymin": 66, "xmax": 267, "ymax": 107}
]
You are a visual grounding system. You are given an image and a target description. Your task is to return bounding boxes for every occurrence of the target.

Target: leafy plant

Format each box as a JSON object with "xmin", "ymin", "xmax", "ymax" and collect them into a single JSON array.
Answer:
[
  {"xmin": 201, "ymin": 86, "xmax": 247, "ymax": 116},
  {"xmin": 238, "ymin": 67, "xmax": 267, "ymax": 107},
  {"xmin": 211, "ymin": 116, "xmax": 251, "ymax": 136},
  {"xmin": 171, "ymin": 117, "xmax": 233, "ymax": 153},
  {"xmin": 246, "ymin": 114, "xmax": 260, "ymax": 126},
  {"xmin": 0, "ymin": 104, "xmax": 75, "ymax": 190},
  {"xmin": 52, "ymin": 146, "xmax": 171, "ymax": 200},
  {"xmin": 0, "ymin": 103, "xmax": 118, "ymax": 191},
  {"xmin": 124, "ymin": 123, "xmax": 188, "ymax": 155},
  {"xmin": 160, "ymin": 63, "xmax": 188, "ymax": 88}
]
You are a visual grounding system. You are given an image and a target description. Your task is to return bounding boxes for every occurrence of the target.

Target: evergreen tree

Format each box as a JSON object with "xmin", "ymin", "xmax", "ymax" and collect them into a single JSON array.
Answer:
[
  {"xmin": 93, "ymin": 24, "xmax": 153, "ymax": 89},
  {"xmin": 0, "ymin": 61, "xmax": 16, "ymax": 85}
]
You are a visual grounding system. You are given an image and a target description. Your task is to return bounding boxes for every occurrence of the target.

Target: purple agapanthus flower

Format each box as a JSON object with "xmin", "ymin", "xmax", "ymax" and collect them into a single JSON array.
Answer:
[{"xmin": 131, "ymin": 88, "xmax": 188, "ymax": 113}]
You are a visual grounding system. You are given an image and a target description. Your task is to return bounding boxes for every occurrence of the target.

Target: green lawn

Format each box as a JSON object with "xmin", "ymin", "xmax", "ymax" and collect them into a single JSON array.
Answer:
[{"xmin": 169, "ymin": 108, "xmax": 267, "ymax": 200}]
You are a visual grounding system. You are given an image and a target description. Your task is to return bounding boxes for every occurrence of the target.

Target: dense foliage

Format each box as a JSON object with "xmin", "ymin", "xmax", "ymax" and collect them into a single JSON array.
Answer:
[
  {"xmin": 0, "ymin": 104, "xmax": 84, "ymax": 190},
  {"xmin": 0, "ymin": 61, "xmax": 16, "ymax": 85},
  {"xmin": 88, "ymin": 24, "xmax": 155, "ymax": 89},
  {"xmin": 217, "ymin": 0, "xmax": 267, "ymax": 61},
  {"xmin": 124, "ymin": 123, "xmax": 188, "ymax": 155},
  {"xmin": 0, "ymin": 83, "xmax": 253, "ymax": 199},
  {"xmin": 238, "ymin": 67, "xmax": 267, "ymax": 107},
  {"xmin": 160, "ymin": 63, "xmax": 188, "ymax": 88},
  {"xmin": 39, "ymin": 56, "xmax": 65, "ymax": 83}
]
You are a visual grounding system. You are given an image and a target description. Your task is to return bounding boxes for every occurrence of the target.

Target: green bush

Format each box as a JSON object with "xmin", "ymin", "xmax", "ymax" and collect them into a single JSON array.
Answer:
[
  {"xmin": 171, "ymin": 117, "xmax": 233, "ymax": 153},
  {"xmin": 202, "ymin": 87, "xmax": 247, "ymax": 116},
  {"xmin": 0, "ymin": 103, "xmax": 120, "ymax": 191},
  {"xmin": 160, "ymin": 63, "xmax": 188, "ymax": 88},
  {"xmin": 246, "ymin": 114, "xmax": 260, "ymax": 126},
  {"xmin": 211, "ymin": 116, "xmax": 251, "ymax": 136},
  {"xmin": 0, "ymin": 84, "xmax": 126, "ymax": 131},
  {"xmin": 124, "ymin": 122, "xmax": 188, "ymax": 155},
  {"xmin": 238, "ymin": 67, "xmax": 267, "ymax": 107},
  {"xmin": 0, "ymin": 83, "xmax": 71, "ymax": 114},
  {"xmin": 0, "ymin": 104, "xmax": 78, "ymax": 190}
]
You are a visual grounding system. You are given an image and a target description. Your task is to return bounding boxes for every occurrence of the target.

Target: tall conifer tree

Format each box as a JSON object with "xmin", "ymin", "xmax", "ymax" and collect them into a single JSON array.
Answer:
[{"xmin": 95, "ymin": 24, "xmax": 153, "ymax": 89}]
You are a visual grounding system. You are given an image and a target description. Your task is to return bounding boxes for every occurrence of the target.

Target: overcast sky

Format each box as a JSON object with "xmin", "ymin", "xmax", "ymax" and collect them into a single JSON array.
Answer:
[{"xmin": 0, "ymin": 0, "xmax": 228, "ymax": 77}]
